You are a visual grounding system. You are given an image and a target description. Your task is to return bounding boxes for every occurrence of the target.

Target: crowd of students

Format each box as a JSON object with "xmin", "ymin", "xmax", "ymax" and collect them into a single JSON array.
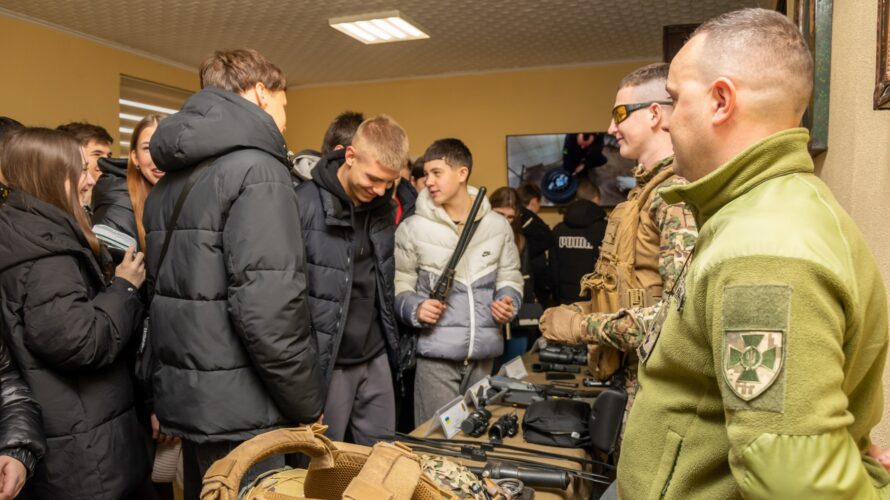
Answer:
[
  {"xmin": 0, "ymin": 44, "xmax": 567, "ymax": 498},
  {"xmin": 0, "ymin": 7, "xmax": 889, "ymax": 500}
]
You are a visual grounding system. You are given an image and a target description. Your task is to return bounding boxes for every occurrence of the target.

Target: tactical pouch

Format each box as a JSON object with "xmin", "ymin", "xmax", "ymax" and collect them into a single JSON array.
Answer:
[
  {"xmin": 587, "ymin": 345, "xmax": 622, "ymax": 381},
  {"xmin": 521, "ymin": 399, "xmax": 591, "ymax": 448},
  {"xmin": 200, "ymin": 424, "xmax": 454, "ymax": 500}
]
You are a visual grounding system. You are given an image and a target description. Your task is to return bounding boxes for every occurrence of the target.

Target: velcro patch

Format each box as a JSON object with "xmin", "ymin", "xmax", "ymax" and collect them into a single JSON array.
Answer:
[{"xmin": 721, "ymin": 285, "xmax": 791, "ymax": 412}]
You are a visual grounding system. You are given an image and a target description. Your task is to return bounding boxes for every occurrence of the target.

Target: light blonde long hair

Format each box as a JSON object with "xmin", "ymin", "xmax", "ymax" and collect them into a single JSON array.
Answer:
[{"xmin": 127, "ymin": 114, "xmax": 162, "ymax": 249}]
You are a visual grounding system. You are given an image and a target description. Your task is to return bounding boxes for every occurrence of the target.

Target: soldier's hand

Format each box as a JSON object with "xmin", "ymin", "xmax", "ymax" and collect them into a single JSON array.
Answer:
[
  {"xmin": 418, "ymin": 299, "xmax": 447, "ymax": 325},
  {"xmin": 539, "ymin": 306, "xmax": 585, "ymax": 344}
]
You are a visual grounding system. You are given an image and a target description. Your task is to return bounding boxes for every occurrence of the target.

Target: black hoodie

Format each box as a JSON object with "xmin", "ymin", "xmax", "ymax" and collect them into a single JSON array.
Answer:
[
  {"xmin": 144, "ymin": 87, "xmax": 324, "ymax": 442},
  {"xmin": 295, "ymin": 150, "xmax": 402, "ymax": 388},
  {"xmin": 550, "ymin": 199, "xmax": 608, "ymax": 305},
  {"xmin": 313, "ymin": 152, "xmax": 387, "ymax": 365},
  {"xmin": 0, "ymin": 188, "xmax": 147, "ymax": 499}
]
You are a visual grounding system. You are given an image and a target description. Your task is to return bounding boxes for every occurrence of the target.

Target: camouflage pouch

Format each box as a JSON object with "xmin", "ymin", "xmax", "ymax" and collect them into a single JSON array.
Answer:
[{"xmin": 420, "ymin": 455, "xmax": 486, "ymax": 500}]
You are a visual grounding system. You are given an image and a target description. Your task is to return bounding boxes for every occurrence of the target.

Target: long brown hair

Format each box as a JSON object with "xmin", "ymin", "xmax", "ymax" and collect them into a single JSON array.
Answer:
[
  {"xmin": 0, "ymin": 128, "xmax": 101, "ymax": 256},
  {"xmin": 489, "ymin": 186, "xmax": 526, "ymax": 253},
  {"xmin": 127, "ymin": 114, "xmax": 162, "ymax": 249}
]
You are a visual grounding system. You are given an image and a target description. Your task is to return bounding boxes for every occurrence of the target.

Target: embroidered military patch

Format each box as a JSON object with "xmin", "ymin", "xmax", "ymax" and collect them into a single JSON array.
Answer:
[
  {"xmin": 723, "ymin": 330, "xmax": 784, "ymax": 401},
  {"xmin": 721, "ymin": 284, "xmax": 791, "ymax": 411}
]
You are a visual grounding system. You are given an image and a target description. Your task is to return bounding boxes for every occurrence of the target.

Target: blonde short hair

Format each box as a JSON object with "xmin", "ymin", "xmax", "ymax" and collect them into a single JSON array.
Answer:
[{"xmin": 352, "ymin": 115, "xmax": 409, "ymax": 172}]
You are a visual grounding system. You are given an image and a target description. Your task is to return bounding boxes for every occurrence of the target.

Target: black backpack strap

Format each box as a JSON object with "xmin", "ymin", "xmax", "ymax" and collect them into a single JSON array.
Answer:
[{"xmin": 155, "ymin": 157, "xmax": 214, "ymax": 271}]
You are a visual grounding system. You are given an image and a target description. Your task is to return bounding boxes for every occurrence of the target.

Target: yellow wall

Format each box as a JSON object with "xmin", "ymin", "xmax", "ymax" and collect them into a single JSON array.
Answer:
[
  {"xmin": 818, "ymin": 0, "xmax": 890, "ymax": 446},
  {"xmin": 285, "ymin": 61, "xmax": 652, "ymax": 227},
  {"xmin": 0, "ymin": 14, "xmax": 198, "ymax": 143}
]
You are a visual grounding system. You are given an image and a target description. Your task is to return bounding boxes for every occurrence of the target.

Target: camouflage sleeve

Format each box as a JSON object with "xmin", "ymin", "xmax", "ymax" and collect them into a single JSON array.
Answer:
[
  {"xmin": 651, "ymin": 178, "xmax": 698, "ymax": 292},
  {"xmin": 578, "ymin": 301, "xmax": 664, "ymax": 351}
]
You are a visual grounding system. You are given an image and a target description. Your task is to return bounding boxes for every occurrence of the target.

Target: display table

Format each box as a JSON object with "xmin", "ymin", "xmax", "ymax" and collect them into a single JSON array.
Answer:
[{"xmin": 409, "ymin": 352, "xmax": 598, "ymax": 500}]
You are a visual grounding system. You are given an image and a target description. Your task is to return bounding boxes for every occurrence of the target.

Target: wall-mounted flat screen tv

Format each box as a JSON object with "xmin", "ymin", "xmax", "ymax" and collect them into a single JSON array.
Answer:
[{"xmin": 506, "ymin": 132, "xmax": 636, "ymax": 207}]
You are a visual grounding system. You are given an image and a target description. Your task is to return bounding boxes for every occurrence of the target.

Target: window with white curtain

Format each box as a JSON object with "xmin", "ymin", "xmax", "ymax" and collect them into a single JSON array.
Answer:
[{"xmin": 118, "ymin": 75, "xmax": 192, "ymax": 156}]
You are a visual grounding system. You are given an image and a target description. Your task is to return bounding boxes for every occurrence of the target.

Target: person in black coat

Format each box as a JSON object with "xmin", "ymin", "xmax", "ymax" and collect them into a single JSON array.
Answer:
[
  {"xmin": 294, "ymin": 116, "xmax": 406, "ymax": 445},
  {"xmin": 91, "ymin": 156, "xmax": 134, "ymax": 235},
  {"xmin": 144, "ymin": 49, "xmax": 323, "ymax": 496},
  {"xmin": 550, "ymin": 179, "xmax": 607, "ymax": 305},
  {"xmin": 395, "ymin": 175, "xmax": 417, "ymax": 223},
  {"xmin": 517, "ymin": 184, "xmax": 557, "ymax": 306},
  {"xmin": 0, "ymin": 128, "xmax": 149, "ymax": 499}
]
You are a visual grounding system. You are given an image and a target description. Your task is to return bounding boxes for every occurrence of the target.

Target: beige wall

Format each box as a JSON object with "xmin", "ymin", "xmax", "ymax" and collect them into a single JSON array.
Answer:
[
  {"xmin": 818, "ymin": 0, "xmax": 890, "ymax": 446},
  {"xmin": 285, "ymin": 61, "xmax": 653, "ymax": 227},
  {"xmin": 0, "ymin": 15, "xmax": 198, "ymax": 142}
]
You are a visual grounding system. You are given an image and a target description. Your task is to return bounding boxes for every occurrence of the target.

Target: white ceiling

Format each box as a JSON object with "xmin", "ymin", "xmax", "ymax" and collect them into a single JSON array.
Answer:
[{"xmin": 0, "ymin": 0, "xmax": 774, "ymax": 87}]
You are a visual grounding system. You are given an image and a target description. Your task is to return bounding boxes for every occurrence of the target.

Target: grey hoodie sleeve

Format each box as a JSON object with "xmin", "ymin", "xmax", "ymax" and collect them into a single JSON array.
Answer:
[
  {"xmin": 495, "ymin": 224, "xmax": 524, "ymax": 320},
  {"xmin": 223, "ymin": 164, "xmax": 324, "ymax": 423}
]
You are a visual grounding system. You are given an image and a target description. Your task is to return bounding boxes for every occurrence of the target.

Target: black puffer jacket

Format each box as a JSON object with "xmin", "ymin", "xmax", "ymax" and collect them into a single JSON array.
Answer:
[
  {"xmin": 395, "ymin": 179, "xmax": 417, "ymax": 223},
  {"xmin": 295, "ymin": 152, "xmax": 401, "ymax": 388},
  {"xmin": 0, "ymin": 188, "xmax": 148, "ymax": 499},
  {"xmin": 91, "ymin": 157, "xmax": 137, "ymax": 242},
  {"xmin": 550, "ymin": 199, "xmax": 607, "ymax": 305},
  {"xmin": 145, "ymin": 87, "xmax": 324, "ymax": 443},
  {"xmin": 0, "ymin": 322, "xmax": 46, "ymax": 478}
]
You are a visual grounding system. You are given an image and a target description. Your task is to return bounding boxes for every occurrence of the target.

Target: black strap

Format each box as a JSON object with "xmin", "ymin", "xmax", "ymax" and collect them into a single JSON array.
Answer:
[{"xmin": 156, "ymin": 157, "xmax": 214, "ymax": 271}]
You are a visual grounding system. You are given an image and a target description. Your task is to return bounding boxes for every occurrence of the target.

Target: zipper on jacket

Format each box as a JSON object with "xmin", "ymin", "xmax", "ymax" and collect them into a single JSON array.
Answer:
[{"xmin": 466, "ymin": 247, "xmax": 477, "ymax": 361}]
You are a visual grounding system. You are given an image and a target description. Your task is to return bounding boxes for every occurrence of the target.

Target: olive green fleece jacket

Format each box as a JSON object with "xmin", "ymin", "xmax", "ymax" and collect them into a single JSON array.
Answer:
[{"xmin": 617, "ymin": 128, "xmax": 890, "ymax": 499}]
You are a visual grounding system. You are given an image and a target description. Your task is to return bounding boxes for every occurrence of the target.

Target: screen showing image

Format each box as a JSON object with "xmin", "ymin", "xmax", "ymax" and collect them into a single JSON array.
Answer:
[{"xmin": 506, "ymin": 132, "xmax": 637, "ymax": 207}]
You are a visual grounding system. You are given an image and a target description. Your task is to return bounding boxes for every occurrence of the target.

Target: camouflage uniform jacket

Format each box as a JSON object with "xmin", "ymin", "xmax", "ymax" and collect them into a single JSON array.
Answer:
[{"xmin": 577, "ymin": 157, "xmax": 697, "ymax": 410}]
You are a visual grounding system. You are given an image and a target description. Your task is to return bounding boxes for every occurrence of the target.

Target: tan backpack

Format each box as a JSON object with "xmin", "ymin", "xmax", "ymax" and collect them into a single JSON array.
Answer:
[{"xmin": 200, "ymin": 424, "xmax": 455, "ymax": 500}]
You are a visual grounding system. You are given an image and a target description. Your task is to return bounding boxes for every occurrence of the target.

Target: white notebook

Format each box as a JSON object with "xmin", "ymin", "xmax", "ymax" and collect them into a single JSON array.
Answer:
[{"xmin": 92, "ymin": 224, "xmax": 136, "ymax": 251}]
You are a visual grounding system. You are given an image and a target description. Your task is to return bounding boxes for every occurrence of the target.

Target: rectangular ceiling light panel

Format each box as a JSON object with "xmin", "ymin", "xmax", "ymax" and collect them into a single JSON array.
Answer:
[{"xmin": 330, "ymin": 10, "xmax": 429, "ymax": 44}]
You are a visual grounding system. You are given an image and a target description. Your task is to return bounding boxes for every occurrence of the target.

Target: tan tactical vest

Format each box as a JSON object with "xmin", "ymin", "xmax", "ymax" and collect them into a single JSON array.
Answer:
[{"xmin": 580, "ymin": 160, "xmax": 678, "ymax": 379}]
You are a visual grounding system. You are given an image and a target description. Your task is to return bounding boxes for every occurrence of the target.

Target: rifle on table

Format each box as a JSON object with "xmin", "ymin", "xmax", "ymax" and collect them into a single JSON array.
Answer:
[
  {"xmin": 484, "ymin": 376, "xmax": 600, "ymax": 407},
  {"xmin": 394, "ymin": 432, "xmax": 613, "ymax": 487},
  {"xmin": 430, "ymin": 186, "xmax": 487, "ymax": 302}
]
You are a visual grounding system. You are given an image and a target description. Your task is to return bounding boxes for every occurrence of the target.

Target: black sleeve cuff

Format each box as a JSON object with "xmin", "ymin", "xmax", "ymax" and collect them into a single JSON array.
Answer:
[{"xmin": 0, "ymin": 447, "xmax": 37, "ymax": 478}]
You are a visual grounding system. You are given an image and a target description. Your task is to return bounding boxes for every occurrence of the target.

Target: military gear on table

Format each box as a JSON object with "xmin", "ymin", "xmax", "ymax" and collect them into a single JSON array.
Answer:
[
  {"xmin": 200, "ymin": 424, "xmax": 455, "ymax": 500},
  {"xmin": 420, "ymin": 455, "xmax": 486, "ymax": 500},
  {"xmin": 618, "ymin": 129, "xmax": 890, "ymax": 498}
]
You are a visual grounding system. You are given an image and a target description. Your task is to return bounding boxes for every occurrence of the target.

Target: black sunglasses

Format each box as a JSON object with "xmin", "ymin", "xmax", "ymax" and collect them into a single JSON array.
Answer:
[{"xmin": 612, "ymin": 101, "xmax": 673, "ymax": 124}]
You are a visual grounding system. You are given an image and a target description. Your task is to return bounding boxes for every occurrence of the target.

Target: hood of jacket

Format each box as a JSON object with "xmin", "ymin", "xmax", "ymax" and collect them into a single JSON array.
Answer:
[
  {"xmin": 91, "ymin": 158, "xmax": 131, "ymax": 213},
  {"xmin": 563, "ymin": 199, "xmax": 606, "ymax": 229},
  {"xmin": 97, "ymin": 157, "xmax": 128, "ymax": 179},
  {"xmin": 0, "ymin": 189, "xmax": 103, "ymax": 278},
  {"xmin": 149, "ymin": 87, "xmax": 289, "ymax": 173},
  {"xmin": 291, "ymin": 149, "xmax": 320, "ymax": 182},
  {"xmin": 312, "ymin": 150, "xmax": 395, "ymax": 218},
  {"xmin": 415, "ymin": 185, "xmax": 491, "ymax": 227}
]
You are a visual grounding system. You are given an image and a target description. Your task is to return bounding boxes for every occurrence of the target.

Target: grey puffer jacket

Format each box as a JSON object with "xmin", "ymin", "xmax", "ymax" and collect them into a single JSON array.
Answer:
[
  {"xmin": 394, "ymin": 187, "xmax": 523, "ymax": 361},
  {"xmin": 145, "ymin": 87, "xmax": 324, "ymax": 443}
]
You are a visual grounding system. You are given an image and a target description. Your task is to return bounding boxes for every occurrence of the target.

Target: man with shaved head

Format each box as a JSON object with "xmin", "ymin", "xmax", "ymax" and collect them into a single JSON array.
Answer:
[{"xmin": 615, "ymin": 8, "xmax": 890, "ymax": 498}]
